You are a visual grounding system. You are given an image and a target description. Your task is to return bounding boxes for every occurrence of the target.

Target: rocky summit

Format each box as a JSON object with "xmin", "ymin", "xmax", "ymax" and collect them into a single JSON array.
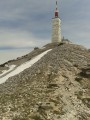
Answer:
[{"xmin": 0, "ymin": 41, "xmax": 90, "ymax": 120}]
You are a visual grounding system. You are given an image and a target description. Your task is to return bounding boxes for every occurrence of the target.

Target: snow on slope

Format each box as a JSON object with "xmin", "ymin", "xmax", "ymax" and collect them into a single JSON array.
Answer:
[
  {"xmin": 0, "ymin": 65, "xmax": 16, "ymax": 77},
  {"xmin": 0, "ymin": 49, "xmax": 52, "ymax": 84}
]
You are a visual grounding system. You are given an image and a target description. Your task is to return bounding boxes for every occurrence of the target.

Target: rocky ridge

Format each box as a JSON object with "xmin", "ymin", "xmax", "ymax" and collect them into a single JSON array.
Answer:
[{"xmin": 0, "ymin": 42, "xmax": 90, "ymax": 120}]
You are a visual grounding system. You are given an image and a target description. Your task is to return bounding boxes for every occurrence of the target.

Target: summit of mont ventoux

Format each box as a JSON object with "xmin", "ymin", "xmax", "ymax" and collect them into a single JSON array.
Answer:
[{"xmin": 0, "ymin": 1, "xmax": 90, "ymax": 120}]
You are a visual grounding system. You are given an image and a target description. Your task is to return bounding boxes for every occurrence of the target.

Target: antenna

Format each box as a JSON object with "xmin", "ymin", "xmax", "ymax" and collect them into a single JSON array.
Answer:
[
  {"xmin": 56, "ymin": 0, "xmax": 58, "ymax": 10},
  {"xmin": 55, "ymin": 0, "xmax": 59, "ymax": 17}
]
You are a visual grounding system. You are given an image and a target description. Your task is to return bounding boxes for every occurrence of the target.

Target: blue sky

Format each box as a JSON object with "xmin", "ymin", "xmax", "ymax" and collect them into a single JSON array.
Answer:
[{"xmin": 0, "ymin": 0, "xmax": 90, "ymax": 64}]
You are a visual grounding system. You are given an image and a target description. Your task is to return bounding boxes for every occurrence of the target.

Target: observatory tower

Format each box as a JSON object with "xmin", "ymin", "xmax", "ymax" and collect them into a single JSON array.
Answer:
[{"xmin": 52, "ymin": 1, "xmax": 61, "ymax": 43}]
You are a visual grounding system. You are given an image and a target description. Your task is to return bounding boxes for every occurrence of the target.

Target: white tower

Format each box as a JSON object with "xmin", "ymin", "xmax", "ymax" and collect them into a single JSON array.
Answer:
[{"xmin": 52, "ymin": 1, "xmax": 61, "ymax": 43}]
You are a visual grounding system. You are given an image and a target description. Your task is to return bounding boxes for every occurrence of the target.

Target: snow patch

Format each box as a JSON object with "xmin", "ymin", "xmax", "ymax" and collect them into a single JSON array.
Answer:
[
  {"xmin": 0, "ymin": 49, "xmax": 52, "ymax": 84},
  {"xmin": 5, "ymin": 64, "xmax": 9, "ymax": 67},
  {"xmin": 0, "ymin": 65, "xmax": 16, "ymax": 77}
]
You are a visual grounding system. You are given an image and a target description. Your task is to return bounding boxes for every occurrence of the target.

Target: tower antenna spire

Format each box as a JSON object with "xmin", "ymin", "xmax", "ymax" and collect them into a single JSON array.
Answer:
[
  {"xmin": 56, "ymin": 0, "xmax": 58, "ymax": 10},
  {"xmin": 55, "ymin": 0, "xmax": 59, "ymax": 17}
]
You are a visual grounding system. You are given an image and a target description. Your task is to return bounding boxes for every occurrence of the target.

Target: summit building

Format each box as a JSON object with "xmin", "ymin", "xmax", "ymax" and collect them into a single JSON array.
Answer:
[{"xmin": 52, "ymin": 1, "xmax": 61, "ymax": 43}]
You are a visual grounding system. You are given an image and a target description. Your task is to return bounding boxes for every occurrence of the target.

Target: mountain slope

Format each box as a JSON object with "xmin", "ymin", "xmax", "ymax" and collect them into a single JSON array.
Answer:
[
  {"xmin": 0, "ymin": 43, "xmax": 90, "ymax": 120},
  {"xmin": 0, "ymin": 49, "xmax": 52, "ymax": 84}
]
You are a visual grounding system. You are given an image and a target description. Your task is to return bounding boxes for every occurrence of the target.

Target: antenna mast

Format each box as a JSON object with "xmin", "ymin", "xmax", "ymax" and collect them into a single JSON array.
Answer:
[{"xmin": 55, "ymin": 0, "xmax": 59, "ymax": 17}]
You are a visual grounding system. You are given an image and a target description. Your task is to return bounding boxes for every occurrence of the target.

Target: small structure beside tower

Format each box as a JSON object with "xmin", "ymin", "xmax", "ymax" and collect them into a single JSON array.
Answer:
[{"xmin": 52, "ymin": 1, "xmax": 61, "ymax": 43}]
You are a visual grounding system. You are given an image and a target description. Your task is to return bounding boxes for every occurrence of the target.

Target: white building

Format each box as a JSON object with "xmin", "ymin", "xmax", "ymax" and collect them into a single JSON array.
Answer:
[{"xmin": 52, "ymin": 1, "xmax": 61, "ymax": 43}]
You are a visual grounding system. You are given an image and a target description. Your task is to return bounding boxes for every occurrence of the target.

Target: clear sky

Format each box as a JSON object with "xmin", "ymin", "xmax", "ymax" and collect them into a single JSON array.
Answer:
[{"xmin": 0, "ymin": 0, "xmax": 90, "ymax": 64}]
